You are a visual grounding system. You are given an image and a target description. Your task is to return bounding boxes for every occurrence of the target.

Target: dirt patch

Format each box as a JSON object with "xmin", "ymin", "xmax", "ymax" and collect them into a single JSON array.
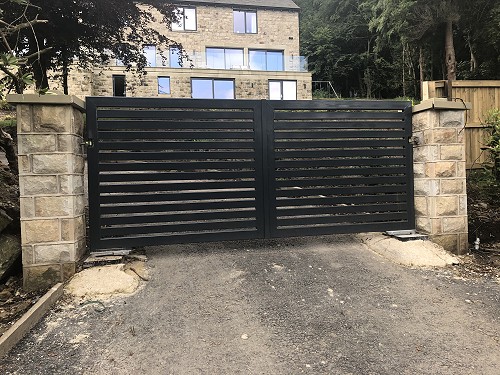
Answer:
[{"xmin": 0, "ymin": 276, "xmax": 45, "ymax": 336}]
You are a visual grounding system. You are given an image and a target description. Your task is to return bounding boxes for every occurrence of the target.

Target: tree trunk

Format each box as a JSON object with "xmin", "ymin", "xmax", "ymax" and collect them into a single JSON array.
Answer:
[
  {"xmin": 62, "ymin": 59, "xmax": 69, "ymax": 95},
  {"xmin": 444, "ymin": 19, "xmax": 457, "ymax": 80},
  {"xmin": 419, "ymin": 46, "xmax": 425, "ymax": 99},
  {"xmin": 468, "ymin": 38, "xmax": 477, "ymax": 73}
]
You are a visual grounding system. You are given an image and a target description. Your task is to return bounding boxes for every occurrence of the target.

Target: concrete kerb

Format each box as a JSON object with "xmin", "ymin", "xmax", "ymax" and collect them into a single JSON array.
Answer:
[{"xmin": 0, "ymin": 283, "xmax": 64, "ymax": 358}]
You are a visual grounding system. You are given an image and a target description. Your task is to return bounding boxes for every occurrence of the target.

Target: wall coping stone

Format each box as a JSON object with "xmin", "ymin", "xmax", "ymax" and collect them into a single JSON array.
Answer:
[
  {"xmin": 413, "ymin": 98, "xmax": 471, "ymax": 114},
  {"xmin": 6, "ymin": 94, "xmax": 85, "ymax": 111}
]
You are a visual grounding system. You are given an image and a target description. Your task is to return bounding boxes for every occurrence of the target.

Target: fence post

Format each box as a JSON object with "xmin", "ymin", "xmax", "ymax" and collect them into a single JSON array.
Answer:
[
  {"xmin": 412, "ymin": 98, "xmax": 471, "ymax": 254},
  {"xmin": 7, "ymin": 94, "xmax": 86, "ymax": 291}
]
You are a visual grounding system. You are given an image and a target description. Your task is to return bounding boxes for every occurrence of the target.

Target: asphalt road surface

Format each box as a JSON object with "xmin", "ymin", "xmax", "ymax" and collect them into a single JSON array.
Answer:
[{"xmin": 1, "ymin": 235, "xmax": 499, "ymax": 374}]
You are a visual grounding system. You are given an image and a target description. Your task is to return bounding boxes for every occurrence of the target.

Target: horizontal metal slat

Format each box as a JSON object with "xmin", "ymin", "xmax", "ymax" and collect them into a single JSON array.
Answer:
[
  {"xmin": 273, "ymin": 222, "xmax": 412, "ymax": 238},
  {"xmin": 101, "ymin": 219, "xmax": 258, "ymax": 237},
  {"xmin": 269, "ymin": 100, "xmax": 410, "ymax": 111},
  {"xmin": 273, "ymin": 111, "xmax": 405, "ymax": 121},
  {"xmin": 98, "ymin": 151, "xmax": 255, "ymax": 161},
  {"xmin": 277, "ymin": 203, "xmax": 408, "ymax": 217},
  {"xmin": 99, "ymin": 141, "xmax": 255, "ymax": 151},
  {"xmin": 101, "ymin": 210, "xmax": 257, "ymax": 226},
  {"xmin": 275, "ymin": 194, "xmax": 407, "ymax": 207},
  {"xmin": 274, "ymin": 148, "xmax": 405, "ymax": 159},
  {"xmin": 274, "ymin": 130, "xmax": 406, "ymax": 139},
  {"xmin": 275, "ymin": 158, "xmax": 407, "ymax": 169},
  {"xmin": 274, "ymin": 166, "xmax": 407, "ymax": 178},
  {"xmin": 100, "ymin": 198, "xmax": 256, "ymax": 215},
  {"xmin": 274, "ymin": 139, "xmax": 406, "ymax": 149},
  {"xmin": 99, "ymin": 180, "xmax": 256, "ymax": 193},
  {"xmin": 100, "ymin": 190, "xmax": 256, "ymax": 203},
  {"xmin": 93, "ymin": 229, "xmax": 262, "ymax": 250},
  {"xmin": 274, "ymin": 121, "xmax": 406, "ymax": 130},
  {"xmin": 276, "ymin": 185, "xmax": 408, "ymax": 197},
  {"xmin": 276, "ymin": 176, "xmax": 406, "ymax": 188},
  {"xmin": 277, "ymin": 212, "xmax": 408, "ymax": 227},
  {"xmin": 97, "ymin": 109, "xmax": 255, "ymax": 120},
  {"xmin": 99, "ymin": 161, "xmax": 256, "ymax": 172},
  {"xmin": 97, "ymin": 120, "xmax": 255, "ymax": 130},
  {"xmin": 99, "ymin": 170, "xmax": 256, "ymax": 182},
  {"xmin": 98, "ymin": 130, "xmax": 255, "ymax": 140}
]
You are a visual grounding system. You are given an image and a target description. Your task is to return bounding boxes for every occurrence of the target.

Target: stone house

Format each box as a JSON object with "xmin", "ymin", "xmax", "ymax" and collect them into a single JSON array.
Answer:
[{"xmin": 56, "ymin": 0, "xmax": 312, "ymax": 100}]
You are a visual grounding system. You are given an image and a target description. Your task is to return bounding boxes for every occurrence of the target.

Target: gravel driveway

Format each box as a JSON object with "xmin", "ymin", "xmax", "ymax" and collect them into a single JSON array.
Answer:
[{"xmin": 1, "ymin": 234, "xmax": 499, "ymax": 374}]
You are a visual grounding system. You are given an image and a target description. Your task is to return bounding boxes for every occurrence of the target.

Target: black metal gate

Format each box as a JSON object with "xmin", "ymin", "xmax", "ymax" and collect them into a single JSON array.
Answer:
[{"xmin": 87, "ymin": 98, "xmax": 414, "ymax": 251}]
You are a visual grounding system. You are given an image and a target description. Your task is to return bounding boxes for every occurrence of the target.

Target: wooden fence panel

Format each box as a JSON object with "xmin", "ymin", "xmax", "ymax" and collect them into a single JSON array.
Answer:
[{"xmin": 423, "ymin": 80, "xmax": 499, "ymax": 169}]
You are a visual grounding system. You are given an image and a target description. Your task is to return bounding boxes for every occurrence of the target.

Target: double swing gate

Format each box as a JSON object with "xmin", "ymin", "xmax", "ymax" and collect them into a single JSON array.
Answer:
[{"xmin": 87, "ymin": 98, "xmax": 415, "ymax": 252}]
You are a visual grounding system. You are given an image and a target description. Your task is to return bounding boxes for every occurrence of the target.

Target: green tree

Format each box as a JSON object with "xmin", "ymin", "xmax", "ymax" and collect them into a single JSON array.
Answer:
[{"xmin": 1, "ymin": 0, "xmax": 180, "ymax": 94}]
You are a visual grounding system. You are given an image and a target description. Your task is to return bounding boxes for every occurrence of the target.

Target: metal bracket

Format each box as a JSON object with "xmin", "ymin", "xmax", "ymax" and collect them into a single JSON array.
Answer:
[{"xmin": 82, "ymin": 139, "xmax": 94, "ymax": 148}]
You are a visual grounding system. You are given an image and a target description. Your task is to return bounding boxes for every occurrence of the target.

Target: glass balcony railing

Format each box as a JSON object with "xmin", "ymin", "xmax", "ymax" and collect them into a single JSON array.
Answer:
[{"xmin": 112, "ymin": 52, "xmax": 308, "ymax": 72}]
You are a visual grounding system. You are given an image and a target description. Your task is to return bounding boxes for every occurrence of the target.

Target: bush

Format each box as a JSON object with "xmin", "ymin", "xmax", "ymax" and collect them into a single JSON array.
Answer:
[{"xmin": 485, "ymin": 109, "xmax": 500, "ymax": 181}]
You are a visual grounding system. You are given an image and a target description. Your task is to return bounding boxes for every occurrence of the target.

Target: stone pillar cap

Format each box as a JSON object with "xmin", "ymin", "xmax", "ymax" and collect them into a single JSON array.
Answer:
[
  {"xmin": 413, "ymin": 98, "xmax": 471, "ymax": 114},
  {"xmin": 6, "ymin": 94, "xmax": 85, "ymax": 111}
]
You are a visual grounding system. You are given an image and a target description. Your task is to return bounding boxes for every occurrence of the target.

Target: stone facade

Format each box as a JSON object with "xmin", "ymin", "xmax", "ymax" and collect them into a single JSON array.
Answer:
[
  {"xmin": 7, "ymin": 94, "xmax": 86, "ymax": 291},
  {"xmin": 50, "ymin": 2, "xmax": 312, "ymax": 100},
  {"xmin": 413, "ymin": 99, "xmax": 470, "ymax": 254}
]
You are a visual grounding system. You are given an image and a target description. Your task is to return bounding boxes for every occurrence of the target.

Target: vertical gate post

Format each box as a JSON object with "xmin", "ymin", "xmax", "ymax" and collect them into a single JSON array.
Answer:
[
  {"xmin": 7, "ymin": 94, "xmax": 86, "ymax": 291},
  {"xmin": 412, "ymin": 98, "xmax": 471, "ymax": 254}
]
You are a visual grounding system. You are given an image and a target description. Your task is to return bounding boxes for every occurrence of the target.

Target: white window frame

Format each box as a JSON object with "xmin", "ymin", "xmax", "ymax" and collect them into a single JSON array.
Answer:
[
  {"xmin": 233, "ymin": 9, "xmax": 257, "ymax": 34},
  {"xmin": 158, "ymin": 76, "xmax": 171, "ymax": 95},
  {"xmin": 191, "ymin": 78, "xmax": 236, "ymax": 99},
  {"xmin": 269, "ymin": 80, "xmax": 297, "ymax": 100}
]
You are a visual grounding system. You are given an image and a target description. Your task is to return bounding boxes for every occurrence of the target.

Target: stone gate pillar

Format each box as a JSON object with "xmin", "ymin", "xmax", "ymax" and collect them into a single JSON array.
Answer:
[
  {"xmin": 7, "ymin": 94, "xmax": 86, "ymax": 291},
  {"xmin": 412, "ymin": 98, "xmax": 470, "ymax": 254}
]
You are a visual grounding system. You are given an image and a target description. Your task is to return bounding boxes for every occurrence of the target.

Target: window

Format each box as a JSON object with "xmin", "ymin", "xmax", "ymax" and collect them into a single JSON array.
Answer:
[
  {"xmin": 249, "ymin": 50, "xmax": 284, "ymax": 71},
  {"xmin": 143, "ymin": 45, "xmax": 156, "ymax": 67},
  {"xmin": 169, "ymin": 47, "xmax": 183, "ymax": 68},
  {"xmin": 269, "ymin": 80, "xmax": 296, "ymax": 100},
  {"xmin": 234, "ymin": 10, "xmax": 257, "ymax": 33},
  {"xmin": 172, "ymin": 7, "xmax": 197, "ymax": 31},
  {"xmin": 113, "ymin": 75, "xmax": 126, "ymax": 97},
  {"xmin": 206, "ymin": 48, "xmax": 244, "ymax": 69},
  {"xmin": 158, "ymin": 77, "xmax": 170, "ymax": 94},
  {"xmin": 192, "ymin": 79, "xmax": 235, "ymax": 99}
]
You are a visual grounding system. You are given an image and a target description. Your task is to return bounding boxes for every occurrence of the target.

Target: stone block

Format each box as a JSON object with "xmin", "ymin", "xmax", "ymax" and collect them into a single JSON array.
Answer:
[
  {"xmin": 18, "ymin": 135, "xmax": 57, "ymax": 154},
  {"xmin": 430, "ymin": 218, "xmax": 442, "ymax": 234},
  {"xmin": 61, "ymin": 216, "xmax": 85, "ymax": 242},
  {"xmin": 72, "ymin": 108, "xmax": 85, "ymax": 135},
  {"xmin": 22, "ymin": 245, "xmax": 34, "ymax": 266},
  {"xmin": 439, "ymin": 111, "xmax": 464, "ymax": 128},
  {"xmin": 431, "ymin": 234, "xmax": 459, "ymax": 254},
  {"xmin": 19, "ymin": 197, "xmax": 35, "ymax": 218},
  {"xmin": 34, "ymin": 243, "xmax": 74, "ymax": 263},
  {"xmin": 22, "ymin": 219, "xmax": 60, "ymax": 244},
  {"xmin": 440, "ymin": 145, "xmax": 464, "ymax": 161},
  {"xmin": 33, "ymin": 105, "xmax": 72, "ymax": 133},
  {"xmin": 416, "ymin": 217, "xmax": 431, "ymax": 234},
  {"xmin": 19, "ymin": 155, "xmax": 31, "ymax": 174},
  {"xmin": 32, "ymin": 154, "xmax": 70, "ymax": 174},
  {"xmin": 17, "ymin": 105, "xmax": 32, "ymax": 133},
  {"xmin": 457, "ymin": 162, "xmax": 466, "ymax": 178},
  {"xmin": 459, "ymin": 233, "xmax": 469, "ymax": 255},
  {"xmin": 435, "ymin": 196, "xmax": 459, "ymax": 216},
  {"xmin": 414, "ymin": 197, "xmax": 428, "ymax": 216},
  {"xmin": 72, "ymin": 156, "xmax": 85, "ymax": 174},
  {"xmin": 432, "ymin": 129, "xmax": 457, "ymax": 144},
  {"xmin": 441, "ymin": 179, "xmax": 465, "ymax": 195},
  {"xmin": 413, "ymin": 145, "xmax": 439, "ymax": 163},
  {"xmin": 459, "ymin": 195, "xmax": 468, "ymax": 216},
  {"xmin": 34, "ymin": 196, "xmax": 74, "ymax": 217},
  {"xmin": 59, "ymin": 175, "xmax": 85, "ymax": 195},
  {"xmin": 23, "ymin": 264, "xmax": 61, "ymax": 291},
  {"xmin": 414, "ymin": 179, "xmax": 439, "ymax": 196},
  {"xmin": 434, "ymin": 162, "xmax": 456, "ymax": 178},
  {"xmin": 442, "ymin": 217, "xmax": 467, "ymax": 233},
  {"xmin": 20, "ymin": 175, "xmax": 58, "ymax": 196},
  {"xmin": 413, "ymin": 163, "xmax": 425, "ymax": 179},
  {"xmin": 57, "ymin": 135, "xmax": 82, "ymax": 154},
  {"xmin": 62, "ymin": 262, "xmax": 77, "ymax": 280}
]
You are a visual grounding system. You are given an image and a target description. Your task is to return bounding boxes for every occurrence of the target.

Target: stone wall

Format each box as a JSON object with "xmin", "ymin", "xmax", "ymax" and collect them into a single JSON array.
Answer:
[
  {"xmin": 413, "ymin": 99, "xmax": 470, "ymax": 254},
  {"xmin": 7, "ymin": 94, "xmax": 86, "ymax": 291}
]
